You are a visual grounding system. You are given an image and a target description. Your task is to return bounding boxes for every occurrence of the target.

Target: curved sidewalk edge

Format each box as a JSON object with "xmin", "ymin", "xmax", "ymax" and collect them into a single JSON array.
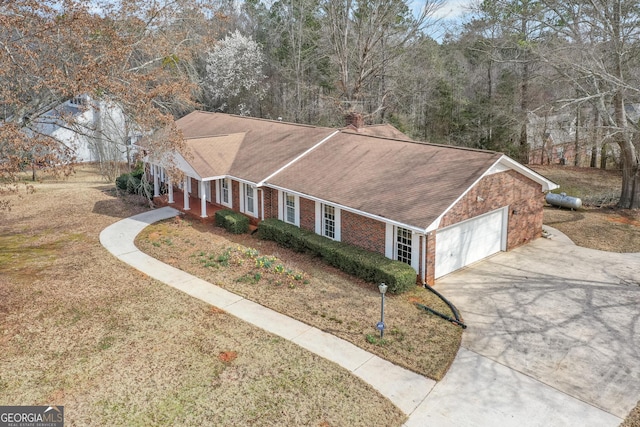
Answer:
[
  {"xmin": 99, "ymin": 207, "xmax": 436, "ymax": 417},
  {"xmin": 542, "ymin": 224, "xmax": 576, "ymax": 245}
]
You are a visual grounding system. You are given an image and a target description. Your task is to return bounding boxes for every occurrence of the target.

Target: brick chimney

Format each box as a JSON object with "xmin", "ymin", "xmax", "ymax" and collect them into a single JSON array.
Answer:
[{"xmin": 345, "ymin": 112, "xmax": 364, "ymax": 130}]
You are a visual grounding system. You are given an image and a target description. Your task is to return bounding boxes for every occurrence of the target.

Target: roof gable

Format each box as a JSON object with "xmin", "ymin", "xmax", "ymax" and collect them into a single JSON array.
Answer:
[{"xmin": 176, "ymin": 111, "xmax": 337, "ymax": 183}]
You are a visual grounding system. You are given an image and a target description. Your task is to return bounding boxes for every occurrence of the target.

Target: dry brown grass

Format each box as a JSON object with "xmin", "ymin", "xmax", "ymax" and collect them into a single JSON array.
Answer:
[
  {"xmin": 136, "ymin": 218, "xmax": 463, "ymax": 382},
  {"xmin": 532, "ymin": 165, "xmax": 640, "ymax": 253},
  {"xmin": 0, "ymin": 165, "xmax": 406, "ymax": 426}
]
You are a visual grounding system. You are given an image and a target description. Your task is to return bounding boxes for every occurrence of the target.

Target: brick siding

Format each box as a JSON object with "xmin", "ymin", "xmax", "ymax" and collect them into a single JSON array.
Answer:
[
  {"xmin": 341, "ymin": 210, "xmax": 385, "ymax": 254},
  {"xmin": 440, "ymin": 169, "xmax": 544, "ymax": 250},
  {"xmin": 425, "ymin": 233, "xmax": 436, "ymax": 286},
  {"xmin": 231, "ymin": 180, "xmax": 240, "ymax": 212},
  {"xmin": 262, "ymin": 188, "xmax": 278, "ymax": 219},
  {"xmin": 299, "ymin": 197, "xmax": 316, "ymax": 232}
]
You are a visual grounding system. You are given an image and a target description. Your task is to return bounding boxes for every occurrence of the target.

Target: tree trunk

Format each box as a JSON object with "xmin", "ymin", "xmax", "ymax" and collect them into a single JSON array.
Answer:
[
  {"xmin": 618, "ymin": 137, "xmax": 640, "ymax": 208},
  {"xmin": 574, "ymin": 106, "xmax": 580, "ymax": 166},
  {"xmin": 600, "ymin": 143, "xmax": 608, "ymax": 169},
  {"xmin": 590, "ymin": 107, "xmax": 600, "ymax": 168}
]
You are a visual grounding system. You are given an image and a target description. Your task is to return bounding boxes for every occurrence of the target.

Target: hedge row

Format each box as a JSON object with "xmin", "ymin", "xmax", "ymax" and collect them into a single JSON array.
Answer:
[
  {"xmin": 257, "ymin": 218, "xmax": 416, "ymax": 294},
  {"xmin": 215, "ymin": 209, "xmax": 250, "ymax": 234}
]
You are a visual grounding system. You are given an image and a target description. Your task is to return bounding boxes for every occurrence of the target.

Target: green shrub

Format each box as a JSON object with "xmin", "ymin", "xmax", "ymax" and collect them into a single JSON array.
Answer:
[
  {"xmin": 215, "ymin": 209, "xmax": 249, "ymax": 234},
  {"xmin": 115, "ymin": 173, "xmax": 130, "ymax": 190},
  {"xmin": 257, "ymin": 218, "xmax": 416, "ymax": 294}
]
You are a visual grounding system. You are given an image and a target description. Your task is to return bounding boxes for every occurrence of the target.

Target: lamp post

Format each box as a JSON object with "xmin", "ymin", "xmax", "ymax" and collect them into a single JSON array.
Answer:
[{"xmin": 377, "ymin": 283, "xmax": 388, "ymax": 339}]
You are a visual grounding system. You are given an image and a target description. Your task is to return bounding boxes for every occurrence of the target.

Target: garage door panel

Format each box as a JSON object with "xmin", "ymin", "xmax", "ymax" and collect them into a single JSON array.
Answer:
[{"xmin": 435, "ymin": 209, "xmax": 505, "ymax": 279}]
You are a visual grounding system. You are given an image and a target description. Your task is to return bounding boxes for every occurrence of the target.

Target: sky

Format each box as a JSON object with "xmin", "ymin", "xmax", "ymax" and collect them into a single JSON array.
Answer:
[
  {"xmin": 433, "ymin": 0, "xmax": 474, "ymax": 19},
  {"xmin": 424, "ymin": 0, "xmax": 475, "ymax": 41}
]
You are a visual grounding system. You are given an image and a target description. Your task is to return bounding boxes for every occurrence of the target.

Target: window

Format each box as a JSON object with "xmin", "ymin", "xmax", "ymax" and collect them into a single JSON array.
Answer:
[
  {"xmin": 323, "ymin": 205, "xmax": 336, "ymax": 239},
  {"xmin": 285, "ymin": 193, "xmax": 296, "ymax": 224},
  {"xmin": 243, "ymin": 183, "xmax": 256, "ymax": 216},
  {"xmin": 221, "ymin": 179, "xmax": 230, "ymax": 205},
  {"xmin": 396, "ymin": 227, "xmax": 412, "ymax": 265}
]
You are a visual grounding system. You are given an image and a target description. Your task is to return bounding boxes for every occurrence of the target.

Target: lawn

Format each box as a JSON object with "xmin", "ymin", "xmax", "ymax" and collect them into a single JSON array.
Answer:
[
  {"xmin": 0, "ymin": 166, "xmax": 406, "ymax": 426},
  {"xmin": 532, "ymin": 165, "xmax": 640, "ymax": 253},
  {"xmin": 136, "ymin": 218, "xmax": 463, "ymax": 382}
]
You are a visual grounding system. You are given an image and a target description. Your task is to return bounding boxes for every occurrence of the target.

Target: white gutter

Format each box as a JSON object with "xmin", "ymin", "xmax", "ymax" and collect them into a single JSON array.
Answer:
[{"xmin": 257, "ymin": 130, "xmax": 340, "ymax": 186}]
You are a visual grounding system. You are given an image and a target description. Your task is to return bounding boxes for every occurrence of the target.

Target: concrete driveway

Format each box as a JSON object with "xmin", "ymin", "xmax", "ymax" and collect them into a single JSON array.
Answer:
[{"xmin": 436, "ymin": 232, "xmax": 640, "ymax": 419}]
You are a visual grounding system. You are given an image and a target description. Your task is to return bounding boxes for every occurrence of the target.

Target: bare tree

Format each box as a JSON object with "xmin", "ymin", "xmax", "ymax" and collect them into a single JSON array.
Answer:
[
  {"xmin": 0, "ymin": 0, "xmax": 212, "ymax": 199},
  {"xmin": 320, "ymin": 0, "xmax": 445, "ymax": 119},
  {"xmin": 537, "ymin": 0, "xmax": 640, "ymax": 208}
]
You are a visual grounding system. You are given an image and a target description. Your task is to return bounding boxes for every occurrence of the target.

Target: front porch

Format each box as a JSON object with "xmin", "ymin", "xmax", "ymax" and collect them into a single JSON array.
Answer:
[{"xmin": 153, "ymin": 187, "xmax": 224, "ymax": 224}]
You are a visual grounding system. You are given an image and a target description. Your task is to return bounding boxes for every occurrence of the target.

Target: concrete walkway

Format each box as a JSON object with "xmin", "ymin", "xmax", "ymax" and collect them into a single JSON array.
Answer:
[{"xmin": 100, "ymin": 207, "xmax": 624, "ymax": 426}]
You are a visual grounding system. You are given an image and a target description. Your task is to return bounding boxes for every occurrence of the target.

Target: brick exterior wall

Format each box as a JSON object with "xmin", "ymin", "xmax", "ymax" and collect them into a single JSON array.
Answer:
[
  {"xmin": 439, "ymin": 170, "xmax": 544, "ymax": 250},
  {"xmin": 425, "ymin": 233, "xmax": 436, "ymax": 286},
  {"xmin": 209, "ymin": 181, "xmax": 217, "ymax": 203},
  {"xmin": 341, "ymin": 210, "xmax": 386, "ymax": 254},
  {"xmin": 299, "ymin": 197, "xmax": 316, "ymax": 232},
  {"xmin": 231, "ymin": 180, "xmax": 240, "ymax": 212},
  {"xmin": 262, "ymin": 188, "xmax": 278, "ymax": 219}
]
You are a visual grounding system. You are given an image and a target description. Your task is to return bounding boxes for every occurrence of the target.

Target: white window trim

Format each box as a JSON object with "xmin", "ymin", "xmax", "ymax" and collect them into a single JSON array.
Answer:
[
  {"xmin": 315, "ymin": 202, "xmax": 340, "ymax": 241},
  {"xmin": 241, "ymin": 183, "xmax": 258, "ymax": 217},
  {"xmin": 385, "ymin": 224, "xmax": 419, "ymax": 272},
  {"xmin": 218, "ymin": 178, "xmax": 232, "ymax": 208},
  {"xmin": 279, "ymin": 191, "xmax": 300, "ymax": 226}
]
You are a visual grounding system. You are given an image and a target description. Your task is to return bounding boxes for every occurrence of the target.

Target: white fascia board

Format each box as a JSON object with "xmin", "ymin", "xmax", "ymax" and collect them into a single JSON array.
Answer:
[
  {"xmin": 167, "ymin": 152, "xmax": 201, "ymax": 180},
  {"xmin": 497, "ymin": 155, "xmax": 560, "ymax": 192},
  {"xmin": 423, "ymin": 155, "xmax": 560, "ymax": 233},
  {"xmin": 228, "ymin": 175, "xmax": 258, "ymax": 187},
  {"xmin": 145, "ymin": 151, "xmax": 202, "ymax": 181},
  {"xmin": 257, "ymin": 130, "xmax": 340, "ymax": 186},
  {"xmin": 264, "ymin": 183, "xmax": 424, "ymax": 234}
]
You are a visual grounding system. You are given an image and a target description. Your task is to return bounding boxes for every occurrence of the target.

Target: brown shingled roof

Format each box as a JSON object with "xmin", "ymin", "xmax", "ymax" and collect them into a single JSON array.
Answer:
[
  {"xmin": 184, "ymin": 133, "xmax": 245, "ymax": 178},
  {"xmin": 174, "ymin": 111, "xmax": 508, "ymax": 230},
  {"xmin": 177, "ymin": 111, "xmax": 337, "ymax": 183},
  {"xmin": 266, "ymin": 132, "xmax": 502, "ymax": 230}
]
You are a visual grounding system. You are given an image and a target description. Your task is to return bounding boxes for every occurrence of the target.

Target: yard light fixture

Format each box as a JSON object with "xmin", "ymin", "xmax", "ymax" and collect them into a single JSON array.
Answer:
[{"xmin": 377, "ymin": 283, "xmax": 388, "ymax": 339}]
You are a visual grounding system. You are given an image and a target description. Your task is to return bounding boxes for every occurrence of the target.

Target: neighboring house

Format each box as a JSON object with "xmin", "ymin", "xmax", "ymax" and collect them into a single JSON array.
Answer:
[
  {"xmin": 148, "ymin": 111, "xmax": 558, "ymax": 285},
  {"xmin": 526, "ymin": 106, "xmax": 640, "ymax": 167},
  {"xmin": 31, "ymin": 95, "xmax": 140, "ymax": 163}
]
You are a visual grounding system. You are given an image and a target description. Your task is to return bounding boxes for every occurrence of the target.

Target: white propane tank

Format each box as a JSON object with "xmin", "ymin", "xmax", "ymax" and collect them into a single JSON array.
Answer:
[{"xmin": 545, "ymin": 192, "xmax": 583, "ymax": 209}]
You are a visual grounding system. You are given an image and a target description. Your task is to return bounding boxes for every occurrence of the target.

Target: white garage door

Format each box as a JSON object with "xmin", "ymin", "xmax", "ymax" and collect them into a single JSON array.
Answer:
[{"xmin": 435, "ymin": 208, "xmax": 506, "ymax": 279}]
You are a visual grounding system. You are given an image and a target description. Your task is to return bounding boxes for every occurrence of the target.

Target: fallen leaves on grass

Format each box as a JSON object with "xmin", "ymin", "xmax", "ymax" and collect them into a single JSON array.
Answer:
[{"xmin": 218, "ymin": 351, "xmax": 238, "ymax": 363}]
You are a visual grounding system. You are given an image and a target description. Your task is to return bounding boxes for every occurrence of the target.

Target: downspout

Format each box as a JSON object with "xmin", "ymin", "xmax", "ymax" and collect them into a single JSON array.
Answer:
[
  {"xmin": 418, "ymin": 231, "xmax": 467, "ymax": 329},
  {"xmin": 418, "ymin": 284, "xmax": 467, "ymax": 329}
]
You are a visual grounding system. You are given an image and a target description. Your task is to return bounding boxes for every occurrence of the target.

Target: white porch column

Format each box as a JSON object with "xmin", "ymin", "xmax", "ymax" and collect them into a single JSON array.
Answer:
[
  {"xmin": 183, "ymin": 177, "xmax": 190, "ymax": 210},
  {"xmin": 153, "ymin": 165, "xmax": 160, "ymax": 197},
  {"xmin": 200, "ymin": 180, "xmax": 207, "ymax": 218},
  {"xmin": 167, "ymin": 176, "xmax": 174, "ymax": 204}
]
